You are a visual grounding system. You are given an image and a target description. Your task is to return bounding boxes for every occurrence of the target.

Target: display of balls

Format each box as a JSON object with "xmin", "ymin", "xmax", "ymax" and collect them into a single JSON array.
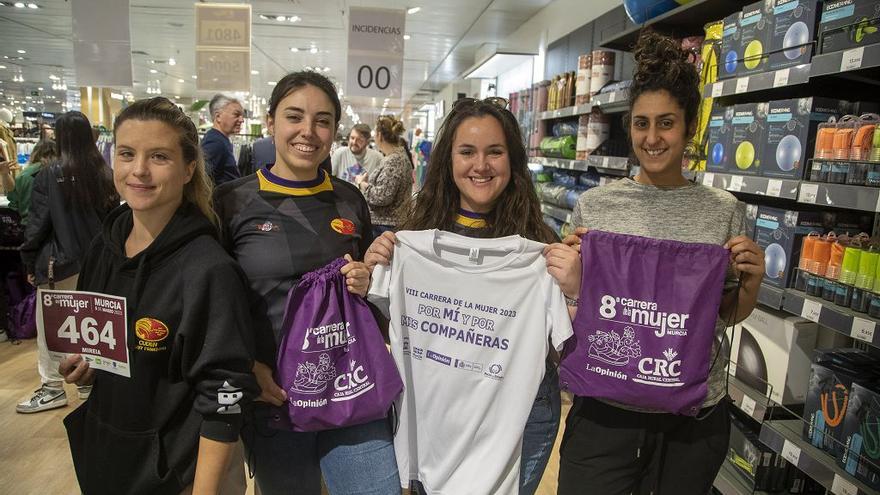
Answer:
[
  {"xmin": 736, "ymin": 328, "xmax": 769, "ymax": 395},
  {"xmin": 623, "ymin": 0, "xmax": 680, "ymax": 24},
  {"xmin": 775, "ymin": 134, "xmax": 802, "ymax": 171},
  {"xmin": 712, "ymin": 142, "xmax": 724, "ymax": 165},
  {"xmin": 744, "ymin": 40, "xmax": 764, "ymax": 69},
  {"xmin": 735, "ymin": 141, "xmax": 755, "ymax": 169},
  {"xmin": 725, "ymin": 50, "xmax": 738, "ymax": 74},
  {"xmin": 783, "ymin": 22, "xmax": 810, "ymax": 60},
  {"xmin": 765, "ymin": 243, "xmax": 787, "ymax": 279}
]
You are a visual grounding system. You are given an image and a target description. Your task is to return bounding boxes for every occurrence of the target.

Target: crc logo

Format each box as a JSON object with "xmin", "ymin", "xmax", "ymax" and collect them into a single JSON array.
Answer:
[
  {"xmin": 335, "ymin": 360, "xmax": 368, "ymax": 392},
  {"xmin": 638, "ymin": 348, "xmax": 681, "ymax": 378}
]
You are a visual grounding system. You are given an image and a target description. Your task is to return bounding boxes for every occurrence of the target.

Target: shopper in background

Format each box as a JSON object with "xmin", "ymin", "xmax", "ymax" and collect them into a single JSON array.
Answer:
[
  {"xmin": 17, "ymin": 111, "xmax": 118, "ymax": 414},
  {"xmin": 214, "ymin": 70, "xmax": 399, "ymax": 495},
  {"xmin": 58, "ymin": 97, "xmax": 258, "ymax": 495},
  {"xmin": 354, "ymin": 115, "xmax": 412, "ymax": 237},
  {"xmin": 331, "ymin": 123, "xmax": 382, "ymax": 184},
  {"xmin": 202, "ymin": 93, "xmax": 244, "ymax": 186},
  {"xmin": 557, "ymin": 30, "xmax": 765, "ymax": 495},
  {"xmin": 364, "ymin": 97, "xmax": 581, "ymax": 495},
  {"xmin": 8, "ymin": 139, "xmax": 57, "ymax": 224}
]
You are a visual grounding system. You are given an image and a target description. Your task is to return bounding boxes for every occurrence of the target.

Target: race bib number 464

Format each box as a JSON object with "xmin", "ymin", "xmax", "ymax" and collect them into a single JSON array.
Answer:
[{"xmin": 40, "ymin": 290, "xmax": 130, "ymax": 377}]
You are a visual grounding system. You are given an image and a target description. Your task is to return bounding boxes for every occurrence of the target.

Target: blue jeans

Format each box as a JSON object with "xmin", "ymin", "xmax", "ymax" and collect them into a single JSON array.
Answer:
[
  {"xmin": 520, "ymin": 363, "xmax": 562, "ymax": 495},
  {"xmin": 241, "ymin": 404, "xmax": 400, "ymax": 495}
]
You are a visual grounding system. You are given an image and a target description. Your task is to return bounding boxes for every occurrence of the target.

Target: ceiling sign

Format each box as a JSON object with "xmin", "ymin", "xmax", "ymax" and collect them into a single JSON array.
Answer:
[
  {"xmin": 195, "ymin": 3, "xmax": 251, "ymax": 92},
  {"xmin": 71, "ymin": 0, "xmax": 133, "ymax": 87},
  {"xmin": 346, "ymin": 7, "xmax": 406, "ymax": 99}
]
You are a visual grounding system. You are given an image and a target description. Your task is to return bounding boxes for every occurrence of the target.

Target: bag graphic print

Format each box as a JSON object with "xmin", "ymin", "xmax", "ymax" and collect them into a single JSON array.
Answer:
[
  {"xmin": 274, "ymin": 258, "xmax": 403, "ymax": 432},
  {"xmin": 559, "ymin": 231, "xmax": 729, "ymax": 415}
]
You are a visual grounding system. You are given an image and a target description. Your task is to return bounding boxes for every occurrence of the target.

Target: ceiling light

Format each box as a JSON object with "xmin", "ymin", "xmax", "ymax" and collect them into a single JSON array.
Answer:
[
  {"xmin": 174, "ymin": 95, "xmax": 180, "ymax": 99},
  {"xmin": 404, "ymin": 35, "xmax": 411, "ymax": 40},
  {"xmin": 407, "ymin": 7, "xmax": 420, "ymax": 14},
  {"xmin": 310, "ymin": 47, "xmax": 318, "ymax": 54},
  {"xmin": 13, "ymin": 2, "xmax": 24, "ymax": 7},
  {"xmin": 259, "ymin": 14, "xmax": 270, "ymax": 20},
  {"xmin": 267, "ymin": 81, "xmax": 276, "ymax": 86},
  {"xmin": 0, "ymin": 65, "xmax": 5, "ymax": 69},
  {"xmin": 323, "ymin": 67, "xmax": 330, "ymax": 72},
  {"xmin": 251, "ymin": 70, "xmax": 259, "ymax": 75},
  {"xmin": 16, "ymin": 49, "xmax": 25, "ymax": 54},
  {"xmin": 168, "ymin": 58, "xmax": 176, "ymax": 66},
  {"xmin": 191, "ymin": 75, "xmax": 197, "ymax": 79},
  {"xmin": 149, "ymin": 69, "xmax": 157, "ymax": 74},
  {"xmin": 276, "ymin": 15, "xmax": 285, "ymax": 21},
  {"xmin": 37, "ymin": 86, "xmax": 42, "ymax": 90},
  {"xmin": 289, "ymin": 16, "xmax": 300, "ymax": 22},
  {"xmin": 178, "ymin": 78, "xmax": 184, "ymax": 83},
  {"xmin": 27, "ymin": 2, "xmax": 37, "ymax": 8},
  {"xmin": 290, "ymin": 47, "xmax": 299, "ymax": 53},
  {"xmin": 48, "ymin": 74, "xmax": 58, "ymax": 80}
]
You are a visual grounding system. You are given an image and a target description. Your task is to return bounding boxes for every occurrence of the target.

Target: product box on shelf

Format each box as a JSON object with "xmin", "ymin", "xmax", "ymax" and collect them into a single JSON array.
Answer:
[
  {"xmin": 762, "ymin": 97, "xmax": 845, "ymax": 179},
  {"xmin": 839, "ymin": 382, "xmax": 880, "ymax": 490},
  {"xmin": 745, "ymin": 203, "xmax": 759, "ymax": 240},
  {"xmin": 833, "ymin": 210, "xmax": 875, "ymax": 235},
  {"xmin": 770, "ymin": 0, "xmax": 819, "ymax": 69},
  {"xmin": 731, "ymin": 102, "xmax": 768, "ymax": 175},
  {"xmin": 818, "ymin": 0, "xmax": 880, "ymax": 54},
  {"xmin": 755, "ymin": 206, "xmax": 833, "ymax": 288},
  {"xmin": 727, "ymin": 307, "xmax": 819, "ymax": 405},
  {"xmin": 707, "ymin": 104, "xmax": 733, "ymax": 172},
  {"xmin": 739, "ymin": 1, "xmax": 775, "ymax": 76},
  {"xmin": 804, "ymin": 349, "xmax": 880, "ymax": 457},
  {"xmin": 721, "ymin": 11, "xmax": 745, "ymax": 79},
  {"xmin": 728, "ymin": 410, "xmax": 788, "ymax": 491}
]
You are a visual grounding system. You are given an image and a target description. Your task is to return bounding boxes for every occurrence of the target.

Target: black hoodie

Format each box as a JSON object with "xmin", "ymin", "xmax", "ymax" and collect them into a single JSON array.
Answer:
[{"xmin": 64, "ymin": 201, "xmax": 259, "ymax": 495}]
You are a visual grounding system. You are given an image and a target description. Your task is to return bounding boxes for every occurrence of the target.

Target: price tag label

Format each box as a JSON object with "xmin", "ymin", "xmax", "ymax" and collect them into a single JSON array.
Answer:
[
  {"xmin": 766, "ymin": 179, "xmax": 783, "ymax": 197},
  {"xmin": 800, "ymin": 183, "xmax": 819, "ymax": 204},
  {"xmin": 39, "ymin": 290, "xmax": 130, "ymax": 377},
  {"xmin": 801, "ymin": 299, "xmax": 822, "ymax": 323},
  {"xmin": 782, "ymin": 439, "xmax": 802, "ymax": 466},
  {"xmin": 832, "ymin": 473, "xmax": 859, "ymax": 495},
  {"xmin": 702, "ymin": 172, "xmax": 715, "ymax": 187},
  {"xmin": 729, "ymin": 175, "xmax": 744, "ymax": 192},
  {"xmin": 851, "ymin": 317, "xmax": 876, "ymax": 343},
  {"xmin": 711, "ymin": 82, "xmax": 723, "ymax": 98},
  {"xmin": 740, "ymin": 395, "xmax": 757, "ymax": 417},
  {"xmin": 773, "ymin": 68, "xmax": 791, "ymax": 88},
  {"xmin": 840, "ymin": 47, "xmax": 865, "ymax": 72},
  {"xmin": 735, "ymin": 77, "xmax": 750, "ymax": 94}
]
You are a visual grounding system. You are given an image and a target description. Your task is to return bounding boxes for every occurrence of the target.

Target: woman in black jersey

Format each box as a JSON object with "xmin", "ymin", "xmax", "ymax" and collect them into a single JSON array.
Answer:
[
  {"xmin": 213, "ymin": 71, "xmax": 398, "ymax": 495},
  {"xmin": 363, "ymin": 97, "xmax": 581, "ymax": 494}
]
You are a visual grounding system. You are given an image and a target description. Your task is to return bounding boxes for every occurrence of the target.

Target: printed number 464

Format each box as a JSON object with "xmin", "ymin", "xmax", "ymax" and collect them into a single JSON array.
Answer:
[{"xmin": 57, "ymin": 315, "xmax": 117, "ymax": 350}]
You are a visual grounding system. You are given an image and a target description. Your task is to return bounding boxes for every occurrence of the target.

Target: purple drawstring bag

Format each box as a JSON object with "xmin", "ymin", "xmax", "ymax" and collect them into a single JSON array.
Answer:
[
  {"xmin": 559, "ymin": 231, "xmax": 729, "ymax": 416},
  {"xmin": 273, "ymin": 258, "xmax": 403, "ymax": 432}
]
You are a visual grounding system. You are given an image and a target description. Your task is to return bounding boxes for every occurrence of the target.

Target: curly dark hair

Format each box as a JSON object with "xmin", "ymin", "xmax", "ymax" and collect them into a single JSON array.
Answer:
[
  {"xmin": 625, "ymin": 30, "xmax": 702, "ymax": 140},
  {"xmin": 399, "ymin": 101, "xmax": 556, "ymax": 244}
]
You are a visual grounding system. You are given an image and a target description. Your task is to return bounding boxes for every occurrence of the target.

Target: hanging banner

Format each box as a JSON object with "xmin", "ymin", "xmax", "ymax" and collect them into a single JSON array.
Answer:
[
  {"xmin": 71, "ymin": 0, "xmax": 133, "ymax": 87},
  {"xmin": 346, "ymin": 7, "xmax": 406, "ymax": 99},
  {"xmin": 195, "ymin": 3, "xmax": 251, "ymax": 92}
]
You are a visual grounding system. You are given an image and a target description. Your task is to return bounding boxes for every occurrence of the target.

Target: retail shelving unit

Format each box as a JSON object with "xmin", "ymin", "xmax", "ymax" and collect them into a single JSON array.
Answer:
[
  {"xmin": 781, "ymin": 288, "xmax": 879, "ymax": 348},
  {"xmin": 531, "ymin": 155, "xmax": 629, "ymax": 175},
  {"xmin": 698, "ymin": 172, "xmax": 801, "ymax": 200},
  {"xmin": 540, "ymin": 203, "xmax": 572, "ymax": 224},
  {"xmin": 713, "ymin": 461, "xmax": 772, "ymax": 495},
  {"xmin": 702, "ymin": 64, "xmax": 812, "ymax": 99}
]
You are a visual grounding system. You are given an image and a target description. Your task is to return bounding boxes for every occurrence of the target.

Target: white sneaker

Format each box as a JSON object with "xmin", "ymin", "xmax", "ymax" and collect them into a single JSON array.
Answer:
[
  {"xmin": 16, "ymin": 386, "xmax": 68, "ymax": 414},
  {"xmin": 77, "ymin": 385, "xmax": 92, "ymax": 400}
]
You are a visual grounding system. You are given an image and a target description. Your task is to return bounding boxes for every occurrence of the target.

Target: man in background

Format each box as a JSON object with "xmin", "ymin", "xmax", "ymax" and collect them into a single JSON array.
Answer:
[
  {"xmin": 201, "ymin": 94, "xmax": 244, "ymax": 186},
  {"xmin": 331, "ymin": 123, "xmax": 382, "ymax": 184}
]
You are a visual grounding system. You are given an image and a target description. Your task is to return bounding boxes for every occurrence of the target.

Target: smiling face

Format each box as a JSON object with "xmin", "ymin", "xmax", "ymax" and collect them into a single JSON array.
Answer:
[
  {"xmin": 267, "ymin": 84, "xmax": 336, "ymax": 181},
  {"xmin": 451, "ymin": 115, "xmax": 511, "ymax": 214},
  {"xmin": 630, "ymin": 89, "xmax": 693, "ymax": 181},
  {"xmin": 114, "ymin": 119, "xmax": 195, "ymax": 219},
  {"xmin": 348, "ymin": 129, "xmax": 367, "ymax": 155}
]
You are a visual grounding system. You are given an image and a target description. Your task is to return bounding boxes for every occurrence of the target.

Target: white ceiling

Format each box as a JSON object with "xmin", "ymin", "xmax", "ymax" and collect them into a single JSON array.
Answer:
[{"xmin": 0, "ymin": 0, "xmax": 554, "ymax": 126}]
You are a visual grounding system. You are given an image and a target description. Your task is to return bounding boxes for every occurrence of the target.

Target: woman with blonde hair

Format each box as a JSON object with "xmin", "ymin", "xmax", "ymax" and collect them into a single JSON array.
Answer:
[{"xmin": 355, "ymin": 114, "xmax": 413, "ymax": 237}]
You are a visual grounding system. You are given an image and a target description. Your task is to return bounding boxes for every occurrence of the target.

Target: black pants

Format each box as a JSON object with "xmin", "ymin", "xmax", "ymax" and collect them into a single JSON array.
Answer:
[{"xmin": 558, "ymin": 396, "xmax": 730, "ymax": 495}]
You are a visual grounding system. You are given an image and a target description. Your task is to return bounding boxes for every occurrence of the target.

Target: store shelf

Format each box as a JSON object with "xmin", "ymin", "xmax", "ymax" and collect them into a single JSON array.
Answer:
[
  {"xmin": 698, "ymin": 172, "xmax": 800, "ymax": 200},
  {"xmin": 757, "ymin": 283, "xmax": 786, "ymax": 311},
  {"xmin": 704, "ymin": 64, "xmax": 812, "ymax": 99},
  {"xmin": 541, "ymin": 203, "xmax": 572, "ymax": 223},
  {"xmin": 590, "ymin": 90, "xmax": 629, "ymax": 114},
  {"xmin": 759, "ymin": 419, "xmax": 876, "ymax": 495},
  {"xmin": 714, "ymin": 461, "xmax": 771, "ymax": 495},
  {"xmin": 811, "ymin": 42, "xmax": 880, "ymax": 80},
  {"xmin": 728, "ymin": 375, "xmax": 772, "ymax": 424},
  {"xmin": 781, "ymin": 289, "xmax": 879, "ymax": 348},
  {"xmin": 797, "ymin": 182, "xmax": 880, "ymax": 212},
  {"xmin": 532, "ymin": 155, "xmax": 629, "ymax": 175},
  {"xmin": 537, "ymin": 104, "xmax": 591, "ymax": 121},
  {"xmin": 600, "ymin": 0, "xmax": 753, "ymax": 51}
]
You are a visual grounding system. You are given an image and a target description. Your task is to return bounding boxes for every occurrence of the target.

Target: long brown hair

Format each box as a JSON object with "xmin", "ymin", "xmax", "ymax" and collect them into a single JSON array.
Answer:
[
  {"xmin": 400, "ymin": 101, "xmax": 556, "ymax": 243},
  {"xmin": 113, "ymin": 97, "xmax": 217, "ymax": 225}
]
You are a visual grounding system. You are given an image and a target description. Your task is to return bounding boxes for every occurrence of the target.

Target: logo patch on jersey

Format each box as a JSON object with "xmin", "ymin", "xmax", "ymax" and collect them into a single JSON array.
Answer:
[
  {"xmin": 330, "ymin": 218, "xmax": 356, "ymax": 235},
  {"xmin": 135, "ymin": 318, "xmax": 169, "ymax": 342},
  {"xmin": 255, "ymin": 221, "xmax": 280, "ymax": 232}
]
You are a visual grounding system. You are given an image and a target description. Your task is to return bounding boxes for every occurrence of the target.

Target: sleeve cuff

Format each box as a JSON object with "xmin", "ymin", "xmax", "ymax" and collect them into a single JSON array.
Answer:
[{"xmin": 200, "ymin": 414, "xmax": 243, "ymax": 443}]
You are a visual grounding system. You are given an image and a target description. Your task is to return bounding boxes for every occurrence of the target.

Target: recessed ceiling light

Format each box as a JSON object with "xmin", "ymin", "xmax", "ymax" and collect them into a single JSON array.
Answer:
[
  {"xmin": 267, "ymin": 81, "xmax": 276, "ymax": 86},
  {"xmin": 276, "ymin": 15, "xmax": 285, "ymax": 21},
  {"xmin": 404, "ymin": 35, "xmax": 411, "ymax": 40},
  {"xmin": 16, "ymin": 49, "xmax": 25, "ymax": 54},
  {"xmin": 27, "ymin": 2, "xmax": 37, "ymax": 8},
  {"xmin": 289, "ymin": 16, "xmax": 300, "ymax": 22},
  {"xmin": 323, "ymin": 67, "xmax": 330, "ymax": 72},
  {"xmin": 174, "ymin": 95, "xmax": 180, "ymax": 99},
  {"xmin": 191, "ymin": 75, "xmax": 197, "ymax": 79},
  {"xmin": 310, "ymin": 47, "xmax": 318, "ymax": 54},
  {"xmin": 251, "ymin": 70, "xmax": 259, "ymax": 75},
  {"xmin": 290, "ymin": 47, "xmax": 299, "ymax": 53},
  {"xmin": 0, "ymin": 65, "xmax": 5, "ymax": 69},
  {"xmin": 259, "ymin": 14, "xmax": 270, "ymax": 20},
  {"xmin": 407, "ymin": 7, "xmax": 420, "ymax": 14},
  {"xmin": 177, "ymin": 78, "xmax": 185, "ymax": 83},
  {"xmin": 149, "ymin": 69, "xmax": 157, "ymax": 74},
  {"xmin": 13, "ymin": 2, "xmax": 24, "ymax": 8},
  {"xmin": 37, "ymin": 86, "xmax": 42, "ymax": 90},
  {"xmin": 168, "ymin": 58, "xmax": 176, "ymax": 66}
]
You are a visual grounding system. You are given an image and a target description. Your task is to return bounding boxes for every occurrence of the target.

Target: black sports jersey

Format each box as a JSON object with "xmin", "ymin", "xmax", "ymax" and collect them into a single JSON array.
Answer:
[
  {"xmin": 215, "ymin": 166, "xmax": 374, "ymax": 366},
  {"xmin": 450, "ymin": 209, "xmax": 489, "ymax": 238}
]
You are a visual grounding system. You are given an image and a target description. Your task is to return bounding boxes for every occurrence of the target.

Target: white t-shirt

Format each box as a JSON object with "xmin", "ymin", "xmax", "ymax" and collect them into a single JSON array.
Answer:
[
  {"xmin": 331, "ymin": 146, "xmax": 383, "ymax": 184},
  {"xmin": 368, "ymin": 230, "xmax": 573, "ymax": 495}
]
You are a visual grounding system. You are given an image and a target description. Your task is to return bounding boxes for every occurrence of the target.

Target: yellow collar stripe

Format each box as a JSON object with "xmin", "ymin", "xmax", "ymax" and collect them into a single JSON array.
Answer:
[
  {"xmin": 257, "ymin": 169, "xmax": 334, "ymax": 196},
  {"xmin": 455, "ymin": 214, "xmax": 488, "ymax": 228}
]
